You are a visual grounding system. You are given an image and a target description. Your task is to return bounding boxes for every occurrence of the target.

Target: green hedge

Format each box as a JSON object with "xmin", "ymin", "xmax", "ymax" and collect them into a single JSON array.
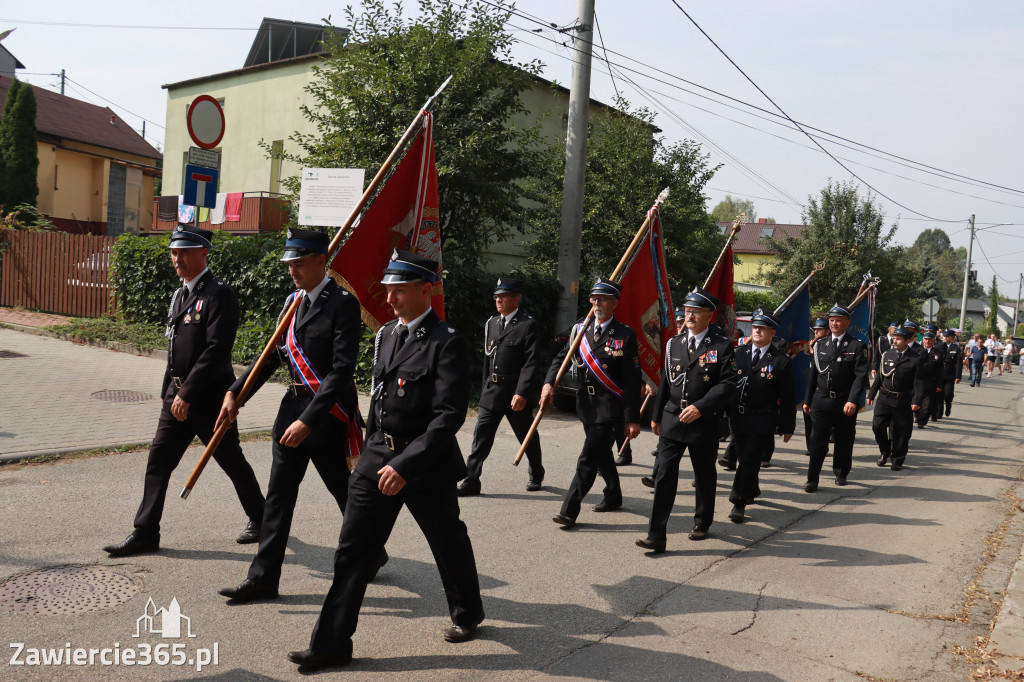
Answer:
[{"xmin": 111, "ymin": 231, "xmax": 294, "ymax": 365}]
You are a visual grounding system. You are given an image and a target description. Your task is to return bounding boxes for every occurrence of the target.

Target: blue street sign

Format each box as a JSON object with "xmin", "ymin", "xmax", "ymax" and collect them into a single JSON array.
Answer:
[{"xmin": 183, "ymin": 164, "xmax": 219, "ymax": 208}]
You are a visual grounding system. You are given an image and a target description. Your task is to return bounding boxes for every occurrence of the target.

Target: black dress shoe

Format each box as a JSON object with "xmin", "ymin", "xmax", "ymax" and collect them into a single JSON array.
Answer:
[
  {"xmin": 804, "ymin": 481, "xmax": 818, "ymax": 493},
  {"xmin": 688, "ymin": 525, "xmax": 709, "ymax": 541},
  {"xmin": 443, "ymin": 623, "xmax": 481, "ymax": 643},
  {"xmin": 760, "ymin": 460, "xmax": 771, "ymax": 468},
  {"xmin": 552, "ymin": 514, "xmax": 576, "ymax": 528},
  {"xmin": 876, "ymin": 455, "xmax": 888, "ymax": 467},
  {"xmin": 636, "ymin": 538, "xmax": 666, "ymax": 553},
  {"xmin": 641, "ymin": 476, "xmax": 655, "ymax": 489},
  {"xmin": 219, "ymin": 578, "xmax": 279, "ymax": 603},
  {"xmin": 835, "ymin": 475, "xmax": 847, "ymax": 486},
  {"xmin": 891, "ymin": 463, "xmax": 903, "ymax": 471},
  {"xmin": 287, "ymin": 647, "xmax": 352, "ymax": 670},
  {"xmin": 717, "ymin": 458, "xmax": 736, "ymax": 471},
  {"xmin": 103, "ymin": 531, "xmax": 159, "ymax": 558},
  {"xmin": 729, "ymin": 505, "xmax": 745, "ymax": 523},
  {"xmin": 456, "ymin": 480, "xmax": 481, "ymax": 497},
  {"xmin": 525, "ymin": 479, "xmax": 543, "ymax": 492},
  {"xmin": 593, "ymin": 500, "xmax": 622, "ymax": 512},
  {"xmin": 614, "ymin": 454, "xmax": 632, "ymax": 466},
  {"xmin": 236, "ymin": 520, "xmax": 260, "ymax": 544}
]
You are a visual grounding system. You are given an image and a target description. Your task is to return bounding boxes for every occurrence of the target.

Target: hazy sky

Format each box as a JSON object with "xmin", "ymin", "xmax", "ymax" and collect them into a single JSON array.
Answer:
[{"xmin": 5, "ymin": 1, "xmax": 1023, "ymax": 293}]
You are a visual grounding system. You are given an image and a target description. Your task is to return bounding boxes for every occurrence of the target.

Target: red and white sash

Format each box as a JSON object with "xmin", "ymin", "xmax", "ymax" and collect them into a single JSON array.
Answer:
[
  {"xmin": 578, "ymin": 323, "xmax": 624, "ymax": 400},
  {"xmin": 283, "ymin": 293, "xmax": 364, "ymax": 458}
]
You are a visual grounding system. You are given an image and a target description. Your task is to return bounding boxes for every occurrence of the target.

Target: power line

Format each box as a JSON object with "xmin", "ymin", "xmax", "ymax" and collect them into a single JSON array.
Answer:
[
  {"xmin": 62, "ymin": 76, "xmax": 165, "ymax": 130},
  {"xmin": 974, "ymin": 234, "xmax": 1016, "ymax": 283},
  {"xmin": 592, "ymin": 11, "xmax": 620, "ymax": 101},
  {"xmin": 666, "ymin": 1, "xmax": 961, "ymax": 223},
  {"xmin": 480, "ymin": 0, "xmax": 1024, "ymax": 199},
  {"xmin": 0, "ymin": 18, "xmax": 256, "ymax": 30}
]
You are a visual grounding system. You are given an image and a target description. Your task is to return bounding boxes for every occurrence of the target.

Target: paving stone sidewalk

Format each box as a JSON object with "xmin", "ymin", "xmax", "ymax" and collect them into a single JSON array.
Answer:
[{"xmin": 0, "ymin": 327, "xmax": 286, "ymax": 461}]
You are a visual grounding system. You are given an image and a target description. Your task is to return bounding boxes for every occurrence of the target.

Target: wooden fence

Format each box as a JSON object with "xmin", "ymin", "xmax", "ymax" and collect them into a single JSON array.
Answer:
[{"xmin": 1, "ymin": 231, "xmax": 117, "ymax": 317}]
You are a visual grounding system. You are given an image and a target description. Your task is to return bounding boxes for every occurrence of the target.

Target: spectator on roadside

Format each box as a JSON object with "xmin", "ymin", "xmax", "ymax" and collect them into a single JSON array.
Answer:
[
  {"xmin": 1002, "ymin": 338, "xmax": 1014, "ymax": 374},
  {"xmin": 984, "ymin": 334, "xmax": 1000, "ymax": 377},
  {"xmin": 968, "ymin": 341, "xmax": 986, "ymax": 387}
]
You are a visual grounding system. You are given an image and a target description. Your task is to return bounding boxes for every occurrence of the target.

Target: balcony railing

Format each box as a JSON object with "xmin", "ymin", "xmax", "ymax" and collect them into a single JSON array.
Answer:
[{"xmin": 151, "ymin": 192, "xmax": 289, "ymax": 233}]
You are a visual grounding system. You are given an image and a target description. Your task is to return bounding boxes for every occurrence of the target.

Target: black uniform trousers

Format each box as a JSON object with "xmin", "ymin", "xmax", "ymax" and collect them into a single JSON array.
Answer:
[
  {"xmin": 247, "ymin": 437, "xmax": 349, "ymax": 586},
  {"xmin": 871, "ymin": 395, "xmax": 913, "ymax": 465},
  {"xmin": 943, "ymin": 380, "xmax": 956, "ymax": 415},
  {"xmin": 309, "ymin": 467, "xmax": 484, "ymax": 653},
  {"xmin": 807, "ymin": 404, "xmax": 856, "ymax": 484},
  {"xmin": 465, "ymin": 405, "xmax": 543, "ymax": 483},
  {"xmin": 916, "ymin": 393, "xmax": 935, "ymax": 427},
  {"xmin": 134, "ymin": 397, "xmax": 264, "ymax": 537},
  {"xmin": 729, "ymin": 432, "xmax": 772, "ymax": 506},
  {"xmin": 929, "ymin": 387, "xmax": 944, "ymax": 421},
  {"xmin": 803, "ymin": 410, "xmax": 814, "ymax": 453},
  {"xmin": 559, "ymin": 422, "xmax": 621, "ymax": 520},
  {"xmin": 722, "ymin": 434, "xmax": 774, "ymax": 467},
  {"xmin": 648, "ymin": 437, "xmax": 717, "ymax": 540}
]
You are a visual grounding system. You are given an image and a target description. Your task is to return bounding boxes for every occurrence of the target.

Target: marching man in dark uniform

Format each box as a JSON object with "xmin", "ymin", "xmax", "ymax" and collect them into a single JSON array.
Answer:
[
  {"xmin": 458, "ymin": 277, "xmax": 544, "ymax": 495},
  {"xmin": 802, "ymin": 316, "xmax": 830, "ymax": 457},
  {"xmin": 103, "ymin": 225, "xmax": 265, "ymax": 558},
  {"xmin": 540, "ymin": 279, "xmax": 641, "ymax": 528},
  {"xmin": 872, "ymin": 321, "xmax": 898, "ymax": 382},
  {"xmin": 915, "ymin": 331, "xmax": 944, "ymax": 429},
  {"xmin": 288, "ymin": 249, "xmax": 484, "ymax": 671},
  {"xmin": 726, "ymin": 309, "xmax": 795, "ymax": 524},
  {"xmin": 940, "ymin": 329, "xmax": 964, "ymax": 417},
  {"xmin": 803, "ymin": 304, "xmax": 869, "ymax": 492},
  {"xmin": 637, "ymin": 288, "xmax": 736, "ymax": 552},
  {"xmin": 216, "ymin": 228, "xmax": 379, "ymax": 604},
  {"xmin": 867, "ymin": 327, "xmax": 924, "ymax": 471}
]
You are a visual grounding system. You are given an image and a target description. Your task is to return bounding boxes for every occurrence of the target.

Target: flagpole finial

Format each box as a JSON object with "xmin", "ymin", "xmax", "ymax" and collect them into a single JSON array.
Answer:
[
  {"xmin": 423, "ymin": 75, "xmax": 454, "ymax": 113},
  {"xmin": 655, "ymin": 187, "xmax": 670, "ymax": 206}
]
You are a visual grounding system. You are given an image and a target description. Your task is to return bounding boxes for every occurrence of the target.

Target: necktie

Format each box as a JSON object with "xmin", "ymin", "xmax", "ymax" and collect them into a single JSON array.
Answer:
[
  {"xmin": 299, "ymin": 294, "xmax": 311, "ymax": 321},
  {"xmin": 391, "ymin": 324, "xmax": 409, "ymax": 363},
  {"xmin": 689, "ymin": 336, "xmax": 697, "ymax": 355},
  {"xmin": 752, "ymin": 348, "xmax": 761, "ymax": 365},
  {"xmin": 499, "ymin": 316, "xmax": 506, "ymax": 333}
]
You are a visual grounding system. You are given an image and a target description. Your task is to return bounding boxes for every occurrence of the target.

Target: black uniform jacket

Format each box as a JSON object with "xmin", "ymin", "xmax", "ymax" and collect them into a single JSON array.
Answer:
[
  {"xmin": 916, "ymin": 345, "xmax": 944, "ymax": 391},
  {"xmin": 545, "ymin": 317, "xmax": 641, "ymax": 426},
  {"xmin": 652, "ymin": 328, "xmax": 737, "ymax": 444},
  {"xmin": 804, "ymin": 333, "xmax": 869, "ymax": 411},
  {"xmin": 942, "ymin": 343, "xmax": 965, "ymax": 381},
  {"xmin": 729, "ymin": 342, "xmax": 796, "ymax": 435},
  {"xmin": 362, "ymin": 310, "xmax": 470, "ymax": 485},
  {"xmin": 164, "ymin": 269, "xmax": 239, "ymax": 406},
  {"xmin": 232, "ymin": 279, "xmax": 360, "ymax": 445},
  {"xmin": 479, "ymin": 309, "xmax": 540, "ymax": 411},
  {"xmin": 872, "ymin": 335, "xmax": 893, "ymax": 373},
  {"xmin": 867, "ymin": 348, "xmax": 925, "ymax": 407}
]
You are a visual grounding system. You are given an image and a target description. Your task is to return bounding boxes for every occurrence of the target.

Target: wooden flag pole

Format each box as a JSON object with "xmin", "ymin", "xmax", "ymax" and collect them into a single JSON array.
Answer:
[
  {"xmin": 513, "ymin": 188, "xmax": 670, "ymax": 466},
  {"xmin": 615, "ymin": 214, "xmax": 743, "ymax": 455},
  {"xmin": 180, "ymin": 76, "xmax": 453, "ymax": 500}
]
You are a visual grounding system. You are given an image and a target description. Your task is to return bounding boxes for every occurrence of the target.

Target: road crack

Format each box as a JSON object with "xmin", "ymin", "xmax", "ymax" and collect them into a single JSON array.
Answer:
[{"xmin": 731, "ymin": 581, "xmax": 767, "ymax": 635}]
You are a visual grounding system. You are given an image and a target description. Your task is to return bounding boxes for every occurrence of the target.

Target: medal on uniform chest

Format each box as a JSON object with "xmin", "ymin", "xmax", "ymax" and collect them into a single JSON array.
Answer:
[
  {"xmin": 397, "ymin": 378, "xmax": 406, "ymax": 397},
  {"xmin": 184, "ymin": 315, "xmax": 191, "ymax": 323},
  {"xmin": 194, "ymin": 299, "xmax": 203, "ymax": 322},
  {"xmin": 703, "ymin": 374, "xmax": 709, "ymax": 382}
]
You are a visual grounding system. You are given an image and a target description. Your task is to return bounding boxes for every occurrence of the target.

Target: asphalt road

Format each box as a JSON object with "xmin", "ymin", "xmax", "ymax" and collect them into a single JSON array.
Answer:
[{"xmin": 1, "ymin": 361, "xmax": 1023, "ymax": 679}]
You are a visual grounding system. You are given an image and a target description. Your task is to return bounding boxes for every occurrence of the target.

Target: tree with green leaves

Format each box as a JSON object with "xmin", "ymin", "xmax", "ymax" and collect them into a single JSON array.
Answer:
[
  {"xmin": 989, "ymin": 276, "xmax": 1001, "ymax": 335},
  {"xmin": 906, "ymin": 227, "xmax": 981, "ymax": 299},
  {"xmin": 277, "ymin": 0, "xmax": 545, "ymax": 274},
  {"xmin": 710, "ymin": 195, "xmax": 756, "ymax": 224},
  {"xmin": 0, "ymin": 79, "xmax": 38, "ymax": 210},
  {"xmin": 760, "ymin": 180, "xmax": 917, "ymax": 324},
  {"xmin": 526, "ymin": 98, "xmax": 723, "ymax": 302}
]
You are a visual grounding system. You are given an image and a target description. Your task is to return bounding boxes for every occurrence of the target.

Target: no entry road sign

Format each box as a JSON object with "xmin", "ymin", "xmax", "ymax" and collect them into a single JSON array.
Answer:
[{"xmin": 186, "ymin": 95, "xmax": 225, "ymax": 150}]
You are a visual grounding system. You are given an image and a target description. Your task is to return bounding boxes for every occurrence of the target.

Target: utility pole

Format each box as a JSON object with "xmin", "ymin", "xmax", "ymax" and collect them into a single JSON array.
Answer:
[
  {"xmin": 60, "ymin": 69, "xmax": 65, "ymax": 96},
  {"xmin": 1013, "ymin": 273, "xmax": 1022, "ymax": 337},
  {"xmin": 958, "ymin": 214, "xmax": 976, "ymax": 333},
  {"xmin": 554, "ymin": 0, "xmax": 596, "ymax": 334}
]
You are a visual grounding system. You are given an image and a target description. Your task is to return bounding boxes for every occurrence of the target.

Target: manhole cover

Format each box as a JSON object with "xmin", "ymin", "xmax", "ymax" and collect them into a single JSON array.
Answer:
[
  {"xmin": 0, "ymin": 350, "xmax": 26, "ymax": 359},
  {"xmin": 0, "ymin": 565, "xmax": 143, "ymax": 615},
  {"xmin": 91, "ymin": 390, "xmax": 154, "ymax": 403}
]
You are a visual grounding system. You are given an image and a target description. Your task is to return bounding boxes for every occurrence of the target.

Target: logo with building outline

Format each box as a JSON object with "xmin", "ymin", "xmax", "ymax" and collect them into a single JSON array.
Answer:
[{"xmin": 133, "ymin": 598, "xmax": 196, "ymax": 639}]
